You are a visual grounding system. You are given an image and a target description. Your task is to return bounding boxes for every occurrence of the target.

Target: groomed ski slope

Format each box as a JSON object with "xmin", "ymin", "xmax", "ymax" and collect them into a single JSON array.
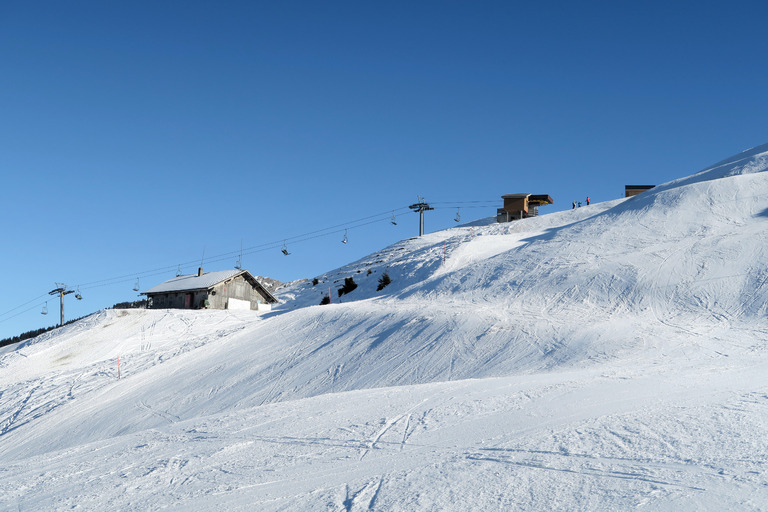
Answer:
[{"xmin": 2, "ymin": 143, "xmax": 768, "ymax": 510}]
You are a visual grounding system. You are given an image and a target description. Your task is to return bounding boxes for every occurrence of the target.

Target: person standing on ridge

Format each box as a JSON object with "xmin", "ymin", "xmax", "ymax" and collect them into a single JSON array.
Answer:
[
  {"xmin": 586, "ymin": 196, "xmax": 590, "ymax": 205},
  {"xmin": 572, "ymin": 201, "xmax": 576, "ymax": 209}
]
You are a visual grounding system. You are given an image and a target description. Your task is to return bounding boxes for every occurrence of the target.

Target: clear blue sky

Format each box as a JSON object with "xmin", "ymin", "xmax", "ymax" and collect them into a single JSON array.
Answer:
[{"xmin": 2, "ymin": 0, "xmax": 767, "ymax": 339}]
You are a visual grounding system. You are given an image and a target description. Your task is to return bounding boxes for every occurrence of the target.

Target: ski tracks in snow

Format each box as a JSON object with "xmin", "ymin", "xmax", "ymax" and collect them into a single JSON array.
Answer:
[
  {"xmin": 358, "ymin": 412, "xmax": 413, "ymax": 461},
  {"xmin": 0, "ymin": 382, "xmax": 43, "ymax": 436},
  {"xmin": 343, "ymin": 478, "xmax": 384, "ymax": 512},
  {"xmin": 466, "ymin": 447, "xmax": 707, "ymax": 493},
  {"xmin": 136, "ymin": 400, "xmax": 181, "ymax": 424}
]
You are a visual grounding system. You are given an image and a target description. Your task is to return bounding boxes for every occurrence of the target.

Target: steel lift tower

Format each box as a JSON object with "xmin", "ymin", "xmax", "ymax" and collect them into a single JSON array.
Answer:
[
  {"xmin": 49, "ymin": 283, "xmax": 77, "ymax": 327},
  {"xmin": 409, "ymin": 197, "xmax": 434, "ymax": 237}
]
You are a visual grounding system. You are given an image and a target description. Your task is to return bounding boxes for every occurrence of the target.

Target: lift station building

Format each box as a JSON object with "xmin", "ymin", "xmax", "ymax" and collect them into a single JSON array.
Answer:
[
  {"xmin": 497, "ymin": 193, "xmax": 554, "ymax": 222},
  {"xmin": 625, "ymin": 185, "xmax": 655, "ymax": 197}
]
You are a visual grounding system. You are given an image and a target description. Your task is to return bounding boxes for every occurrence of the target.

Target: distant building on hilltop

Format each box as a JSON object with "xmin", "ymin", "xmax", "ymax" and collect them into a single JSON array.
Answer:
[
  {"xmin": 625, "ymin": 185, "xmax": 655, "ymax": 197},
  {"xmin": 142, "ymin": 268, "xmax": 278, "ymax": 311},
  {"xmin": 497, "ymin": 193, "xmax": 553, "ymax": 222}
]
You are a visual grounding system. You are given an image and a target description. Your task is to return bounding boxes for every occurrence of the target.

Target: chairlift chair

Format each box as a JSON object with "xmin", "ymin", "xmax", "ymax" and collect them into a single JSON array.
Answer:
[
  {"xmin": 41, "ymin": 302, "xmax": 48, "ymax": 315},
  {"xmin": 390, "ymin": 212, "xmax": 397, "ymax": 225},
  {"xmin": 133, "ymin": 278, "xmax": 140, "ymax": 292},
  {"xmin": 281, "ymin": 241, "xmax": 290, "ymax": 256},
  {"xmin": 75, "ymin": 287, "xmax": 82, "ymax": 300},
  {"xmin": 342, "ymin": 229, "xmax": 348, "ymax": 244},
  {"xmin": 235, "ymin": 242, "xmax": 243, "ymax": 269},
  {"xmin": 454, "ymin": 208, "xmax": 461, "ymax": 223}
]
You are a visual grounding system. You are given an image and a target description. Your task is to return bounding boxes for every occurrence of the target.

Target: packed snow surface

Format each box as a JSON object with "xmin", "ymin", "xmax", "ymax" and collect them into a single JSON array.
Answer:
[{"xmin": 3, "ymin": 143, "xmax": 768, "ymax": 510}]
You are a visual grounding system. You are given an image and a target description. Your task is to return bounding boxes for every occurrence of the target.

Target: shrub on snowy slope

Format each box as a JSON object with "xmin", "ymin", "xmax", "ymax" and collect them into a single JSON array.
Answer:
[
  {"xmin": 377, "ymin": 272, "xmax": 391, "ymax": 291},
  {"xmin": 337, "ymin": 277, "xmax": 358, "ymax": 297}
]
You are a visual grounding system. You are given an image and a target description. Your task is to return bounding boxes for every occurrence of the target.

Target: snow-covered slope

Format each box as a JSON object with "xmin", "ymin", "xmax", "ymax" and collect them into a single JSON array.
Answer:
[{"xmin": 3, "ymin": 143, "xmax": 768, "ymax": 510}]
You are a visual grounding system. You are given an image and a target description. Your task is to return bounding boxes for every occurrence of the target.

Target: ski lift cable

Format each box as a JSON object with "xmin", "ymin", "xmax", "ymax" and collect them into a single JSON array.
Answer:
[
  {"xmin": 0, "ymin": 299, "xmax": 52, "ymax": 324},
  {"xmin": 271, "ymin": 206, "xmax": 411, "ymax": 245},
  {"xmin": 242, "ymin": 216, "xmax": 396, "ymax": 255},
  {"xmin": 0, "ymin": 293, "xmax": 53, "ymax": 321},
  {"xmin": 0, "ymin": 217, "xmax": 407, "ymax": 323},
  {"xmin": 78, "ymin": 206, "xmax": 414, "ymax": 288},
  {"xmin": 226, "ymin": 216, "xmax": 402, "ymax": 261},
  {"xmin": 5, "ymin": 203, "xmax": 435, "ymax": 317},
  {"xmin": 223, "ymin": 207, "xmax": 412, "ymax": 257},
  {"xmin": 145, "ymin": 216, "xmax": 393, "ymax": 265},
  {"xmin": 5, "ymin": 205, "xmax": 413, "ymax": 316},
  {"xmin": 431, "ymin": 200, "xmax": 499, "ymax": 205},
  {"xmin": 76, "ymin": 262, "xmax": 190, "ymax": 289},
  {"xmin": 77, "ymin": 269, "xmax": 184, "ymax": 292},
  {"xmin": 432, "ymin": 205, "xmax": 497, "ymax": 210},
  {"xmin": 233, "ymin": 213, "xmax": 407, "ymax": 260}
]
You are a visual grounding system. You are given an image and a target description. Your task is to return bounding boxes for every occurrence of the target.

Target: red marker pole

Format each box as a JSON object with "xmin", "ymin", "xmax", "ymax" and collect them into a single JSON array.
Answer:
[{"xmin": 117, "ymin": 356, "xmax": 121, "ymax": 380}]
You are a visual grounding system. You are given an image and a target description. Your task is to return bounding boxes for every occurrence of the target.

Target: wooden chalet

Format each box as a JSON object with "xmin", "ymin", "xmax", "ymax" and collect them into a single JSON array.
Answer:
[{"xmin": 142, "ymin": 268, "xmax": 278, "ymax": 311}]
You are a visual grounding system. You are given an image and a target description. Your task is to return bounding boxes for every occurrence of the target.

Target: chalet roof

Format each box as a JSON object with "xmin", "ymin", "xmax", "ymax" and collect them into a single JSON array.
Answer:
[
  {"xmin": 143, "ymin": 270, "xmax": 240, "ymax": 294},
  {"xmin": 142, "ymin": 269, "xmax": 278, "ymax": 303}
]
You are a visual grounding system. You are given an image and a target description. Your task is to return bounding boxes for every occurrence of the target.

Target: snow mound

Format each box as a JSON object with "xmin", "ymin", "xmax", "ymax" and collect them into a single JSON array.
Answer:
[
  {"xmin": 657, "ymin": 141, "xmax": 768, "ymax": 192},
  {"xmin": 4, "ymin": 143, "xmax": 768, "ymax": 509}
]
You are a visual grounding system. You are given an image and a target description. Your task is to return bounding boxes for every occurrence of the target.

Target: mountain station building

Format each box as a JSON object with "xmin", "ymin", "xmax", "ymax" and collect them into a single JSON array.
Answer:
[
  {"xmin": 497, "ymin": 193, "xmax": 554, "ymax": 222},
  {"xmin": 142, "ymin": 268, "xmax": 278, "ymax": 311},
  {"xmin": 625, "ymin": 185, "xmax": 655, "ymax": 197}
]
